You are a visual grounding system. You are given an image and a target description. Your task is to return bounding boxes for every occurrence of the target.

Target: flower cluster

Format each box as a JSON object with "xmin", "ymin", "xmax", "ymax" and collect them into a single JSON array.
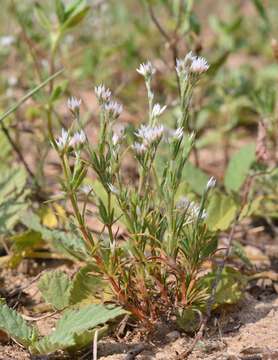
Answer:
[
  {"xmin": 177, "ymin": 197, "xmax": 207, "ymax": 221},
  {"xmin": 132, "ymin": 142, "xmax": 148, "ymax": 156},
  {"xmin": 56, "ymin": 128, "xmax": 86, "ymax": 151},
  {"xmin": 94, "ymin": 84, "xmax": 112, "ymax": 104},
  {"xmin": 94, "ymin": 84, "xmax": 123, "ymax": 120},
  {"xmin": 104, "ymin": 101, "xmax": 123, "ymax": 119},
  {"xmin": 136, "ymin": 124, "xmax": 164, "ymax": 144},
  {"xmin": 67, "ymin": 97, "xmax": 82, "ymax": 114},
  {"xmin": 176, "ymin": 52, "xmax": 209, "ymax": 79},
  {"xmin": 136, "ymin": 61, "xmax": 156, "ymax": 79}
]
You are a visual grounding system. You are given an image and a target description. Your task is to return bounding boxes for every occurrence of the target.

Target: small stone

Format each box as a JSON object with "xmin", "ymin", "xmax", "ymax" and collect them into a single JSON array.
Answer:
[
  {"xmin": 165, "ymin": 330, "xmax": 180, "ymax": 342},
  {"xmin": 244, "ymin": 246, "xmax": 270, "ymax": 268}
]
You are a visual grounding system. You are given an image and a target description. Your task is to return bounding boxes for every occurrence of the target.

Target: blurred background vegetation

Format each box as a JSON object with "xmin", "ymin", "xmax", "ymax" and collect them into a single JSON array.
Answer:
[{"xmin": 0, "ymin": 0, "xmax": 277, "ymax": 266}]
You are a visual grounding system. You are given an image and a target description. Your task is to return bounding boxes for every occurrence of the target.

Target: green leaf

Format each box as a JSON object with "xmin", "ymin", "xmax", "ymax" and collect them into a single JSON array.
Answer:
[
  {"xmin": 30, "ymin": 304, "xmax": 127, "ymax": 354},
  {"xmin": 0, "ymin": 166, "xmax": 29, "ymax": 233},
  {"xmin": 176, "ymin": 308, "xmax": 201, "ymax": 333},
  {"xmin": 200, "ymin": 267, "xmax": 247, "ymax": 308},
  {"xmin": 38, "ymin": 270, "xmax": 72, "ymax": 310},
  {"xmin": 10, "ymin": 230, "xmax": 42, "ymax": 252},
  {"xmin": 182, "ymin": 162, "xmax": 209, "ymax": 195},
  {"xmin": 252, "ymin": 0, "xmax": 269, "ymax": 25},
  {"xmin": 0, "ymin": 304, "xmax": 38, "ymax": 347},
  {"xmin": 224, "ymin": 143, "xmax": 256, "ymax": 192},
  {"xmin": 207, "ymin": 191, "xmax": 237, "ymax": 230},
  {"xmin": 64, "ymin": 0, "xmax": 87, "ymax": 18},
  {"xmin": 69, "ymin": 264, "xmax": 111, "ymax": 305},
  {"xmin": 10, "ymin": 230, "xmax": 43, "ymax": 267},
  {"xmin": 55, "ymin": 0, "xmax": 66, "ymax": 23},
  {"xmin": 61, "ymin": 2, "xmax": 90, "ymax": 32},
  {"xmin": 51, "ymin": 229, "xmax": 89, "ymax": 261},
  {"xmin": 34, "ymin": 4, "xmax": 52, "ymax": 31},
  {"xmin": 21, "ymin": 212, "xmax": 89, "ymax": 261},
  {"xmin": 70, "ymin": 326, "xmax": 107, "ymax": 351},
  {"xmin": 50, "ymin": 81, "xmax": 68, "ymax": 103}
]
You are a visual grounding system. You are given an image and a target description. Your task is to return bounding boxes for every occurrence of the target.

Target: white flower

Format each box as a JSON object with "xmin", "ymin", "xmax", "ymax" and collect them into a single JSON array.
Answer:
[
  {"xmin": 0, "ymin": 35, "xmax": 15, "ymax": 47},
  {"xmin": 112, "ymin": 132, "xmax": 123, "ymax": 147},
  {"xmin": 151, "ymin": 103, "xmax": 167, "ymax": 118},
  {"xmin": 56, "ymin": 128, "xmax": 69, "ymax": 150},
  {"xmin": 136, "ymin": 61, "xmax": 156, "ymax": 78},
  {"xmin": 173, "ymin": 127, "xmax": 183, "ymax": 140},
  {"xmin": 190, "ymin": 56, "xmax": 209, "ymax": 74},
  {"xmin": 135, "ymin": 125, "xmax": 164, "ymax": 145},
  {"xmin": 108, "ymin": 183, "xmax": 119, "ymax": 195},
  {"xmin": 132, "ymin": 142, "xmax": 147, "ymax": 156},
  {"xmin": 176, "ymin": 52, "xmax": 195, "ymax": 76},
  {"xmin": 81, "ymin": 184, "xmax": 93, "ymax": 195},
  {"xmin": 164, "ymin": 127, "xmax": 183, "ymax": 142},
  {"xmin": 8, "ymin": 76, "xmax": 18, "ymax": 87},
  {"xmin": 177, "ymin": 197, "xmax": 207, "ymax": 220},
  {"xmin": 105, "ymin": 101, "xmax": 123, "ymax": 119},
  {"xmin": 67, "ymin": 97, "xmax": 82, "ymax": 113},
  {"xmin": 176, "ymin": 52, "xmax": 209, "ymax": 76},
  {"xmin": 206, "ymin": 176, "xmax": 216, "ymax": 190},
  {"xmin": 94, "ymin": 84, "xmax": 111, "ymax": 104},
  {"xmin": 69, "ymin": 130, "xmax": 86, "ymax": 148}
]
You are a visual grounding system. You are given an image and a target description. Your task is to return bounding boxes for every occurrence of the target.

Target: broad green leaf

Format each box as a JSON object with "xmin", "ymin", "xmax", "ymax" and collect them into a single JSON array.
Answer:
[
  {"xmin": 0, "ymin": 166, "xmax": 29, "ymax": 232},
  {"xmin": 200, "ymin": 267, "xmax": 247, "ymax": 308},
  {"xmin": 38, "ymin": 270, "xmax": 72, "ymax": 310},
  {"xmin": 182, "ymin": 162, "xmax": 210, "ymax": 195},
  {"xmin": 176, "ymin": 308, "xmax": 201, "ymax": 333},
  {"xmin": 21, "ymin": 212, "xmax": 89, "ymax": 261},
  {"xmin": 10, "ymin": 230, "xmax": 43, "ymax": 267},
  {"xmin": 0, "ymin": 130, "xmax": 12, "ymax": 164},
  {"xmin": 30, "ymin": 304, "xmax": 126, "ymax": 354},
  {"xmin": 69, "ymin": 264, "xmax": 112, "ymax": 305},
  {"xmin": 71, "ymin": 326, "xmax": 107, "ymax": 351},
  {"xmin": 51, "ymin": 230, "xmax": 89, "ymax": 261},
  {"xmin": 207, "ymin": 191, "xmax": 237, "ymax": 230},
  {"xmin": 224, "ymin": 143, "xmax": 256, "ymax": 192},
  {"xmin": 0, "ymin": 304, "xmax": 38, "ymax": 347}
]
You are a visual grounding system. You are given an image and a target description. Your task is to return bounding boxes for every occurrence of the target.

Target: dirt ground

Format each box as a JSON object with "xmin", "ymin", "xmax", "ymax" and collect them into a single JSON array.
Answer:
[
  {"xmin": 0, "ymin": 226, "xmax": 278, "ymax": 360},
  {"xmin": 0, "ymin": 292, "xmax": 278, "ymax": 360}
]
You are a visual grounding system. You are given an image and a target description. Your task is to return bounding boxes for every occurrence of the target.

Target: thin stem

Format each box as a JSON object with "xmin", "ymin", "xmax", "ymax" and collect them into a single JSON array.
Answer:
[
  {"xmin": 107, "ymin": 191, "xmax": 114, "ymax": 245},
  {"xmin": 0, "ymin": 69, "xmax": 64, "ymax": 124},
  {"xmin": 1, "ymin": 123, "xmax": 36, "ymax": 182}
]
